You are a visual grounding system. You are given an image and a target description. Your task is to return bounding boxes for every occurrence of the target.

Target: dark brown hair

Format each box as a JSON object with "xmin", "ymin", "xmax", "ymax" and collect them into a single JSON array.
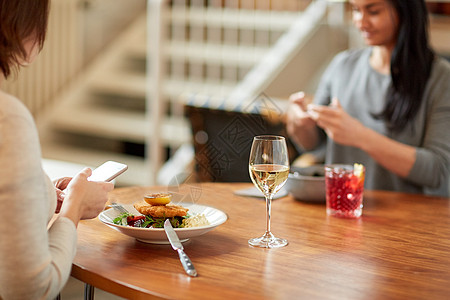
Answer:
[
  {"xmin": 375, "ymin": 0, "xmax": 434, "ymax": 132},
  {"xmin": 0, "ymin": 0, "xmax": 50, "ymax": 78}
]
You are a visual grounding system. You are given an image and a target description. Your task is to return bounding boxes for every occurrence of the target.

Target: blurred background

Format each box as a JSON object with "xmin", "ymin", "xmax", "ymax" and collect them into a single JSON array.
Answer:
[{"xmin": 4, "ymin": 0, "xmax": 449, "ymax": 187}]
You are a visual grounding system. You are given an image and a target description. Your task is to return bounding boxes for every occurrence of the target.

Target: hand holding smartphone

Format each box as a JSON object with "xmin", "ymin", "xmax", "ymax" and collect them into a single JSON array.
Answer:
[
  {"xmin": 59, "ymin": 161, "xmax": 127, "ymax": 199},
  {"xmin": 88, "ymin": 161, "xmax": 128, "ymax": 182}
]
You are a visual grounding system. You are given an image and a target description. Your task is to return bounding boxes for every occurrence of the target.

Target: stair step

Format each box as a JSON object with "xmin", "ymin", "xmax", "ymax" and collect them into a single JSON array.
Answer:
[
  {"xmin": 165, "ymin": 78, "xmax": 236, "ymax": 100},
  {"xmin": 88, "ymin": 68, "xmax": 236, "ymax": 101},
  {"xmin": 168, "ymin": 41, "xmax": 268, "ymax": 66},
  {"xmin": 89, "ymin": 71, "xmax": 147, "ymax": 99},
  {"xmin": 170, "ymin": 7, "xmax": 299, "ymax": 31},
  {"xmin": 50, "ymin": 94, "xmax": 191, "ymax": 147},
  {"xmin": 113, "ymin": 41, "xmax": 272, "ymax": 70}
]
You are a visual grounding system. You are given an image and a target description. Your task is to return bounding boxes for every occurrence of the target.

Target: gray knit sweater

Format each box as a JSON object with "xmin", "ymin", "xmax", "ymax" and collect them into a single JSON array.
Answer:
[{"xmin": 314, "ymin": 47, "xmax": 450, "ymax": 196}]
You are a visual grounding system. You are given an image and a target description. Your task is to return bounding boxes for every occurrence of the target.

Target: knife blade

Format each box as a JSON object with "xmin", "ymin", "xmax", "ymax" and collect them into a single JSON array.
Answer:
[{"xmin": 164, "ymin": 219, "xmax": 198, "ymax": 277}]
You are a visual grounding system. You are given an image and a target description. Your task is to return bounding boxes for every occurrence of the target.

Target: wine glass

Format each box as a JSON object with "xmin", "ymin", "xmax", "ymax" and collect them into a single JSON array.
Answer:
[{"xmin": 248, "ymin": 135, "xmax": 289, "ymax": 248}]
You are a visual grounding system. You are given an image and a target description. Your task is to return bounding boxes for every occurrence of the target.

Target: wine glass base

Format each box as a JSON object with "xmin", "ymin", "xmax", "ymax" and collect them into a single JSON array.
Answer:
[{"xmin": 248, "ymin": 233, "xmax": 288, "ymax": 248}]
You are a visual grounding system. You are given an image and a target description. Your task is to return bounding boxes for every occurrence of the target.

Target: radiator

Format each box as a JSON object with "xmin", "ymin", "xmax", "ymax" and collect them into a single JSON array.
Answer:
[{"xmin": 2, "ymin": 0, "xmax": 83, "ymax": 120}]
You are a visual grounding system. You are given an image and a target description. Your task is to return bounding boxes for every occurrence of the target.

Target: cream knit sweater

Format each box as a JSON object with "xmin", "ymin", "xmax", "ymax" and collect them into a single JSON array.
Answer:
[{"xmin": 0, "ymin": 91, "xmax": 77, "ymax": 299}]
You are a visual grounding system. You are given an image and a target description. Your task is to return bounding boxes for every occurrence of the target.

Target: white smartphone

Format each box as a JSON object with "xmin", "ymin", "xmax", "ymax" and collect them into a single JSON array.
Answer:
[{"xmin": 88, "ymin": 161, "xmax": 128, "ymax": 182}]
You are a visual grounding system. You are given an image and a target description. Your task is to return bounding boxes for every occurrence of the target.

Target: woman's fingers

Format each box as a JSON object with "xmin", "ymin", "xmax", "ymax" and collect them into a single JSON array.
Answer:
[
  {"xmin": 289, "ymin": 91, "xmax": 312, "ymax": 111},
  {"xmin": 307, "ymin": 103, "xmax": 339, "ymax": 124},
  {"xmin": 330, "ymin": 97, "xmax": 341, "ymax": 108},
  {"xmin": 53, "ymin": 177, "xmax": 72, "ymax": 190},
  {"xmin": 289, "ymin": 91, "xmax": 305, "ymax": 102},
  {"xmin": 306, "ymin": 97, "xmax": 365, "ymax": 147},
  {"xmin": 55, "ymin": 188, "xmax": 65, "ymax": 213},
  {"xmin": 78, "ymin": 167, "xmax": 93, "ymax": 178}
]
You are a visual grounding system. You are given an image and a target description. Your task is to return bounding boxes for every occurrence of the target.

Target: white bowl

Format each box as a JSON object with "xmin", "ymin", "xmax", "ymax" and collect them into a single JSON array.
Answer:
[
  {"xmin": 285, "ymin": 165, "xmax": 326, "ymax": 203},
  {"xmin": 99, "ymin": 203, "xmax": 228, "ymax": 244}
]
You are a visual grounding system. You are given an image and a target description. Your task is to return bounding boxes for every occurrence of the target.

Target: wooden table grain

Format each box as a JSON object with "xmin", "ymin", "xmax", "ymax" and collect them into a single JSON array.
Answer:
[{"xmin": 71, "ymin": 183, "xmax": 450, "ymax": 299}]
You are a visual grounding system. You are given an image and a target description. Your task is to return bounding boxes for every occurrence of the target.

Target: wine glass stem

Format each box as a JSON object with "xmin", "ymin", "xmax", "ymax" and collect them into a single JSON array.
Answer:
[{"xmin": 265, "ymin": 193, "xmax": 273, "ymax": 234}]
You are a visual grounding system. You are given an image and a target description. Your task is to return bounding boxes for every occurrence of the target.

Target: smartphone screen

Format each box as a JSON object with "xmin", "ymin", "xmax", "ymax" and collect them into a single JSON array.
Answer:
[{"xmin": 88, "ymin": 161, "xmax": 128, "ymax": 182}]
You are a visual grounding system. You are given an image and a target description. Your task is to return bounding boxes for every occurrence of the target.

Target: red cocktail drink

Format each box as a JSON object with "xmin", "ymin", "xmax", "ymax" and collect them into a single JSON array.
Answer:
[{"xmin": 325, "ymin": 164, "xmax": 365, "ymax": 218}]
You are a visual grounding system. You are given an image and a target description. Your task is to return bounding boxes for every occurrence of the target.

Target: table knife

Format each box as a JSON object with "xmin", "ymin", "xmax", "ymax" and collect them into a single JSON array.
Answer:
[{"xmin": 164, "ymin": 219, "xmax": 198, "ymax": 277}]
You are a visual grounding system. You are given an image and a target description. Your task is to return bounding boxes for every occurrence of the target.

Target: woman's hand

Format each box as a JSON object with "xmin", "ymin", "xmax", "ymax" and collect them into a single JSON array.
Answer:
[
  {"xmin": 58, "ymin": 168, "xmax": 114, "ymax": 226},
  {"xmin": 53, "ymin": 177, "xmax": 71, "ymax": 213},
  {"xmin": 286, "ymin": 92, "xmax": 315, "ymax": 130},
  {"xmin": 308, "ymin": 97, "xmax": 416, "ymax": 178},
  {"xmin": 286, "ymin": 91, "xmax": 319, "ymax": 150},
  {"xmin": 307, "ymin": 97, "xmax": 366, "ymax": 148}
]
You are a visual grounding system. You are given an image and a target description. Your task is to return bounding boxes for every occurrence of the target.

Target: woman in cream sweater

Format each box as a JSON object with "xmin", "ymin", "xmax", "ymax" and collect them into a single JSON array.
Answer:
[{"xmin": 0, "ymin": 1, "xmax": 114, "ymax": 299}]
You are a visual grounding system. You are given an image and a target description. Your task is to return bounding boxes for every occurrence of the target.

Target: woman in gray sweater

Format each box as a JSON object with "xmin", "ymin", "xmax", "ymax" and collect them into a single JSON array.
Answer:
[
  {"xmin": 287, "ymin": 0, "xmax": 450, "ymax": 196},
  {"xmin": 0, "ymin": 1, "xmax": 114, "ymax": 299}
]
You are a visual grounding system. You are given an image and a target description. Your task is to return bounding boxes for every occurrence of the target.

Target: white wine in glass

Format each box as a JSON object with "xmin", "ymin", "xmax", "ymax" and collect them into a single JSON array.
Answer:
[{"xmin": 248, "ymin": 135, "xmax": 289, "ymax": 248}]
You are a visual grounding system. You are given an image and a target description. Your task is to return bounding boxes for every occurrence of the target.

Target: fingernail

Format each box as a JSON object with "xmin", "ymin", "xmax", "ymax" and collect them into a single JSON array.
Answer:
[{"xmin": 307, "ymin": 106, "xmax": 319, "ymax": 119}]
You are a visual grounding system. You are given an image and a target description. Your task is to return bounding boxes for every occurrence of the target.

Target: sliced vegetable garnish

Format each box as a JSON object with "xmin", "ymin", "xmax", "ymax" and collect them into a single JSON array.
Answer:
[
  {"xmin": 353, "ymin": 163, "xmax": 364, "ymax": 178},
  {"xmin": 113, "ymin": 212, "xmax": 190, "ymax": 229}
]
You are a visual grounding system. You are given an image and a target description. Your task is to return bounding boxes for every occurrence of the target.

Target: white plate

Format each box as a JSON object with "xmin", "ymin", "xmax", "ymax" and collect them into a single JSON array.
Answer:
[{"xmin": 99, "ymin": 203, "xmax": 228, "ymax": 244}]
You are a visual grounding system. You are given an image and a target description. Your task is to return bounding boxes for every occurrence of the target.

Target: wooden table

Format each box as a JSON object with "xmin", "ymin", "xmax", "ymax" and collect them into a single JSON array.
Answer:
[{"xmin": 71, "ymin": 183, "xmax": 450, "ymax": 299}]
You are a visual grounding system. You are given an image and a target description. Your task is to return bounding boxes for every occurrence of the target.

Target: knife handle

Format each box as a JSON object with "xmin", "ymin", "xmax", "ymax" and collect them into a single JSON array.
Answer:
[{"xmin": 177, "ymin": 249, "xmax": 198, "ymax": 277}]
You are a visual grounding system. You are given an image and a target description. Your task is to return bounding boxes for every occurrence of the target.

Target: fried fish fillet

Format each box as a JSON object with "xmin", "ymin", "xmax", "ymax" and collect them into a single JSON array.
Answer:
[{"xmin": 133, "ymin": 200, "xmax": 188, "ymax": 218}]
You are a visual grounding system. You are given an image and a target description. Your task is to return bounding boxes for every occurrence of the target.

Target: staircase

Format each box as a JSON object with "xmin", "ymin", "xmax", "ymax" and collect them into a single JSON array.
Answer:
[
  {"xmin": 40, "ymin": 13, "xmax": 154, "ymax": 186},
  {"xmin": 40, "ymin": 0, "xmax": 346, "ymax": 186}
]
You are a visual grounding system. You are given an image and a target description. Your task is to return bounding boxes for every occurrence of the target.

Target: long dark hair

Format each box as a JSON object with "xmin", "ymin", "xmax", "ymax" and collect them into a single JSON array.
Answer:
[
  {"xmin": 378, "ymin": 0, "xmax": 434, "ymax": 131},
  {"xmin": 0, "ymin": 0, "xmax": 50, "ymax": 78}
]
